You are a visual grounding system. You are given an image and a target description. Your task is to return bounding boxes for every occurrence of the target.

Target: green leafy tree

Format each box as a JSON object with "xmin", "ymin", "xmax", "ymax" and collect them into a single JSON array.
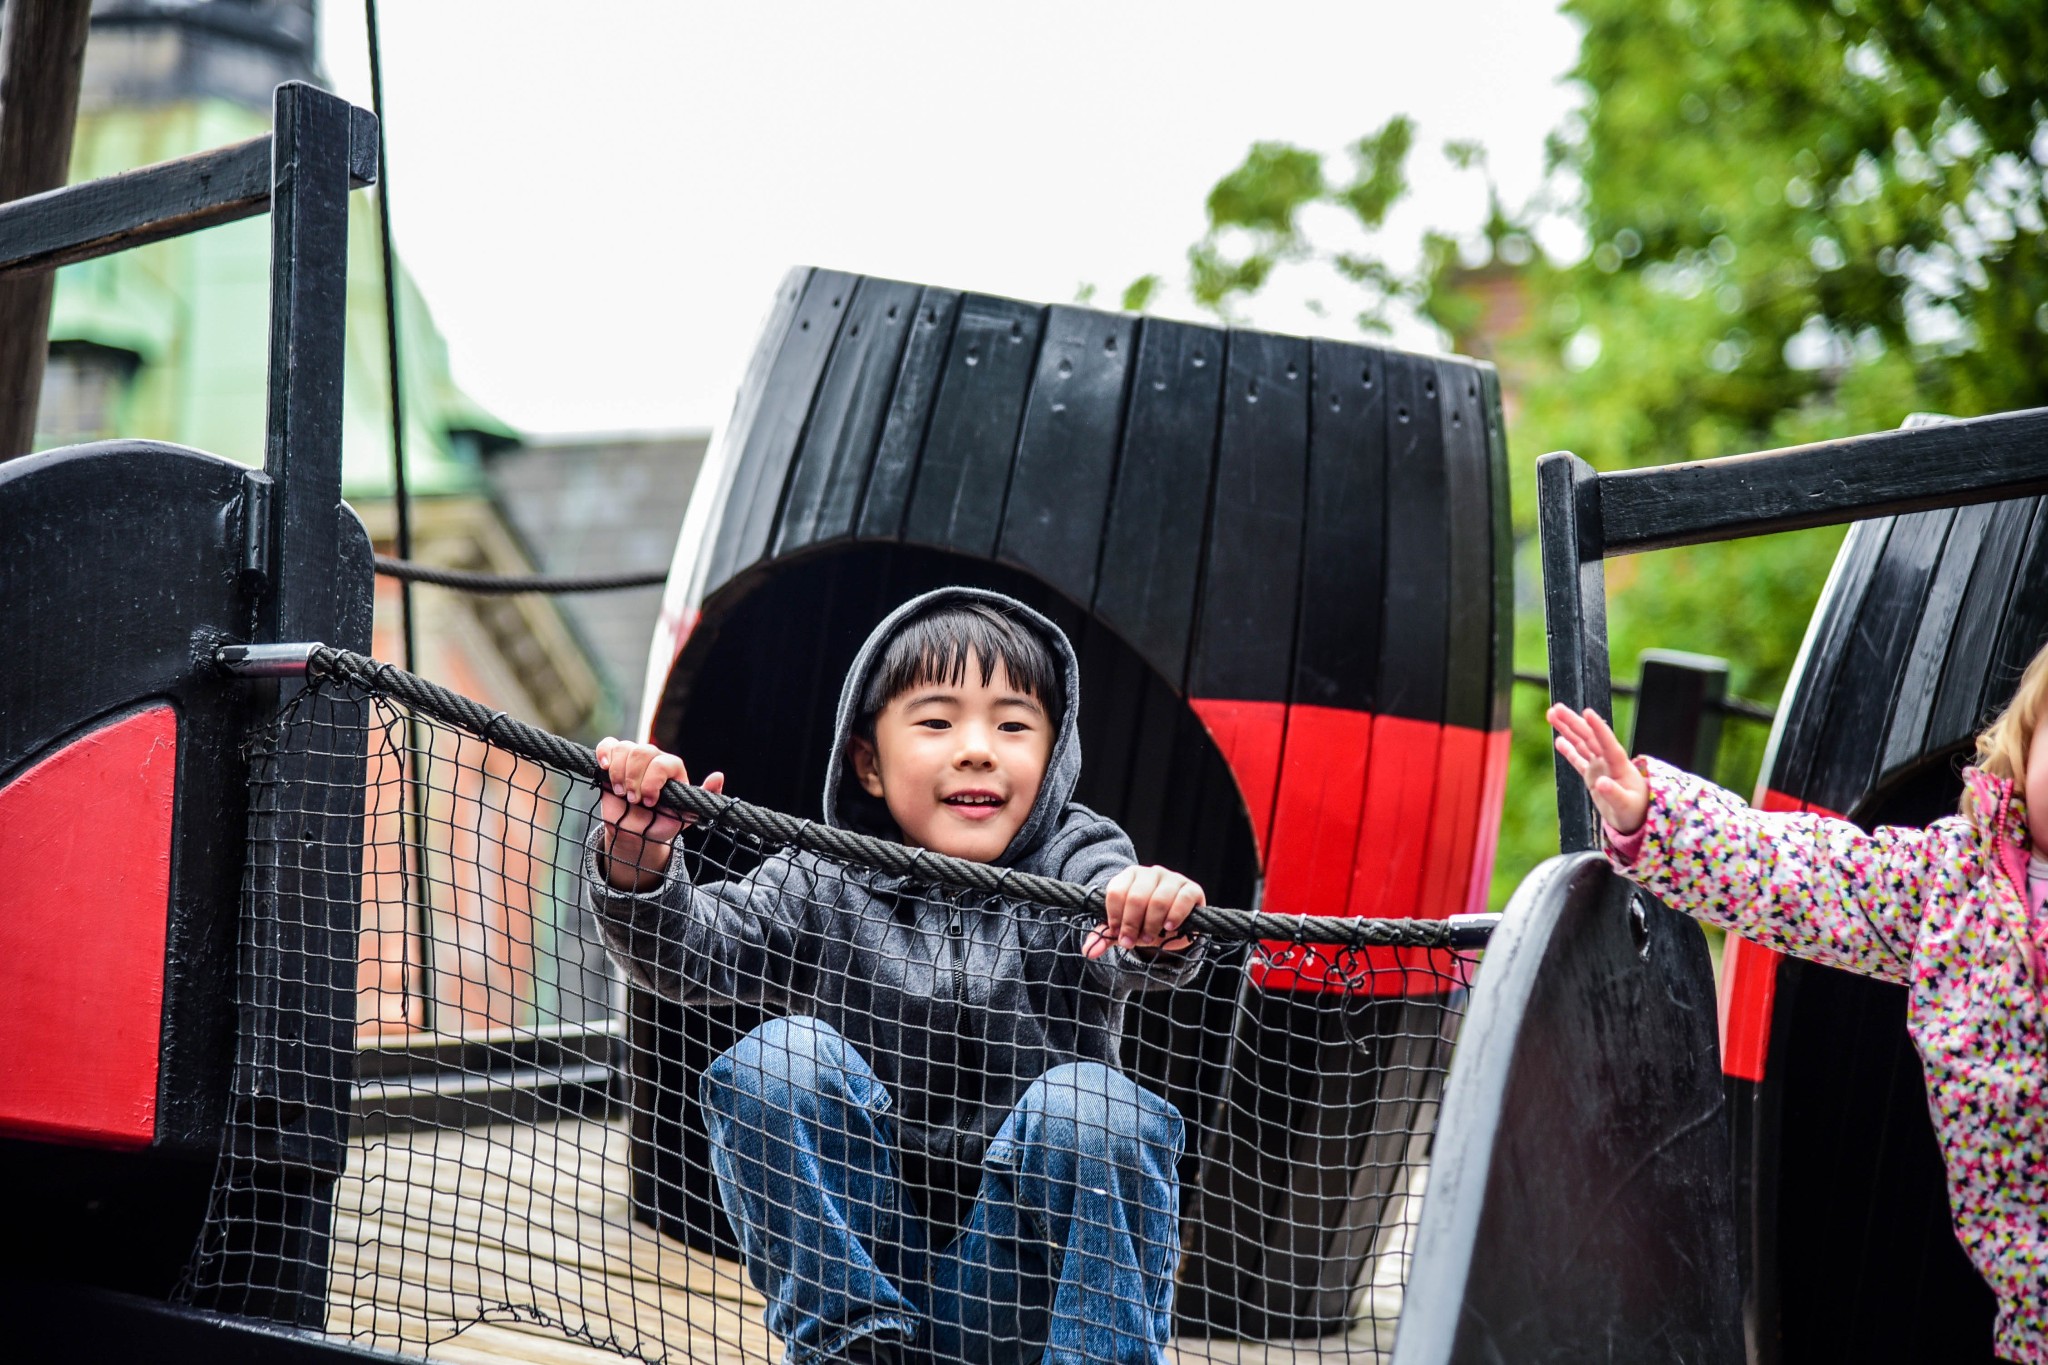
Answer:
[{"xmin": 1146, "ymin": 0, "xmax": 2048, "ymax": 905}]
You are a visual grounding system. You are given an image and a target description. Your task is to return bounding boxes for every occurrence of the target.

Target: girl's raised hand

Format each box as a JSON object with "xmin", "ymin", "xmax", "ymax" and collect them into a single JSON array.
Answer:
[{"xmin": 1546, "ymin": 704, "xmax": 1650, "ymax": 836}]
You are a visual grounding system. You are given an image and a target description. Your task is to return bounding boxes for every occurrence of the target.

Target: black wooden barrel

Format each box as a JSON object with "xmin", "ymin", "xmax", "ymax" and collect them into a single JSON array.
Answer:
[
  {"xmin": 1721, "ymin": 444, "xmax": 2048, "ymax": 1360},
  {"xmin": 632, "ymin": 267, "xmax": 1513, "ymax": 1335}
]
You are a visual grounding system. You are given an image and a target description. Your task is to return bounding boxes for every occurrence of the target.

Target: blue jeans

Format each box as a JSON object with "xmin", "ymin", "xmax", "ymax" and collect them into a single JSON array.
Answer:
[{"xmin": 701, "ymin": 1016, "xmax": 1184, "ymax": 1365}]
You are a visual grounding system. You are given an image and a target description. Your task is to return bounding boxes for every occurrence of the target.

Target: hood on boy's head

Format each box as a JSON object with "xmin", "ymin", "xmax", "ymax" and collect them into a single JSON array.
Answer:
[{"xmin": 821, "ymin": 587, "xmax": 1085, "ymax": 867}]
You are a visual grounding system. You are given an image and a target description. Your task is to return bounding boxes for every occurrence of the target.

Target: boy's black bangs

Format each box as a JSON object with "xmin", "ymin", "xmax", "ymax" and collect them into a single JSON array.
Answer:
[{"xmin": 858, "ymin": 603, "xmax": 1063, "ymax": 734}]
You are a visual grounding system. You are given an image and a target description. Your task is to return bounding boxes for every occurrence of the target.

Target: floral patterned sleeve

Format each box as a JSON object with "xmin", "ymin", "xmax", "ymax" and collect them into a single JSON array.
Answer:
[{"xmin": 1609, "ymin": 756, "xmax": 1967, "ymax": 986}]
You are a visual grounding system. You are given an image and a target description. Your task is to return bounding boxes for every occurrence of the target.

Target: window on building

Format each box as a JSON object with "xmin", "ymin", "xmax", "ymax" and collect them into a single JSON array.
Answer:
[{"xmin": 35, "ymin": 342, "xmax": 139, "ymax": 447}]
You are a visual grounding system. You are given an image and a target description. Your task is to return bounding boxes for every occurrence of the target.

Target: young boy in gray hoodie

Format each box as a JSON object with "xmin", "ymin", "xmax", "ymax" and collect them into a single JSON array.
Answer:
[{"xmin": 589, "ymin": 588, "xmax": 1206, "ymax": 1365}]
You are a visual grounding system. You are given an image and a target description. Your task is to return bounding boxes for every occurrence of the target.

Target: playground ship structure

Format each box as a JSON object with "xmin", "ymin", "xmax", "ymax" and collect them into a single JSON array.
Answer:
[{"xmin": 4, "ymin": 69, "xmax": 2048, "ymax": 1365}]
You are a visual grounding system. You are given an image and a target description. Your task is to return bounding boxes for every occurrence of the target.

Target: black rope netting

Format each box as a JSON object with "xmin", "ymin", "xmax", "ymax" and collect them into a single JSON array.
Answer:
[{"xmin": 182, "ymin": 651, "xmax": 1487, "ymax": 1364}]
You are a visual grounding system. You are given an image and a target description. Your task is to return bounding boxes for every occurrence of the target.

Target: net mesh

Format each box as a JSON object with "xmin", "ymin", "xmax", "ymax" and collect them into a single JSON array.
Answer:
[{"xmin": 182, "ymin": 658, "xmax": 1480, "ymax": 1365}]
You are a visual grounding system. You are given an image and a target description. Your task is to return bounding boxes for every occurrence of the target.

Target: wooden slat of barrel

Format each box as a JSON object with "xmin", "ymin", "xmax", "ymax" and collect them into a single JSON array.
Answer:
[
  {"xmin": 1928, "ymin": 499, "xmax": 2041, "ymax": 750},
  {"xmin": 1260, "ymin": 340, "xmax": 1384, "ymax": 985},
  {"xmin": 1349, "ymin": 351, "xmax": 1448, "ymax": 919},
  {"xmin": 773, "ymin": 277, "xmax": 923, "ymax": 556},
  {"xmin": 996, "ymin": 307, "xmax": 1136, "ymax": 606},
  {"xmin": 1438, "ymin": 359, "xmax": 1492, "ymax": 736},
  {"xmin": 1803, "ymin": 508, "xmax": 1953, "ymax": 815},
  {"xmin": 1978, "ymin": 499, "xmax": 2048, "ymax": 724},
  {"xmin": 1768, "ymin": 518, "xmax": 1892, "ymax": 804},
  {"xmin": 704, "ymin": 270, "xmax": 854, "ymax": 593},
  {"xmin": 1289, "ymin": 339, "xmax": 1388, "ymax": 716},
  {"xmin": 1092, "ymin": 319, "xmax": 1225, "ymax": 692},
  {"xmin": 1414, "ymin": 360, "xmax": 1493, "ymax": 932},
  {"xmin": 1470, "ymin": 365, "xmax": 1515, "ymax": 913},
  {"xmin": 857, "ymin": 287, "xmax": 961, "ymax": 540},
  {"xmin": 1877, "ymin": 501, "xmax": 1995, "ymax": 781},
  {"xmin": 1187, "ymin": 329, "xmax": 1310, "ymax": 855},
  {"xmin": 901, "ymin": 295, "xmax": 1044, "ymax": 557}
]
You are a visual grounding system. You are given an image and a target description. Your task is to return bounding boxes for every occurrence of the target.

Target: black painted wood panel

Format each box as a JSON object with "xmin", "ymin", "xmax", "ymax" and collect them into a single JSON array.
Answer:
[
  {"xmin": 996, "ymin": 306, "xmax": 1137, "ymax": 607},
  {"xmin": 1397, "ymin": 856, "xmax": 1741, "ymax": 1365},
  {"xmin": 774, "ymin": 276, "xmax": 923, "ymax": 556},
  {"xmin": 1594, "ymin": 406, "xmax": 2048, "ymax": 555},
  {"xmin": 1375, "ymin": 350, "xmax": 1450, "ymax": 724},
  {"xmin": 705, "ymin": 269, "xmax": 854, "ymax": 593},
  {"xmin": 1804, "ymin": 508, "xmax": 1954, "ymax": 814},
  {"xmin": 1878, "ymin": 501, "xmax": 1995, "ymax": 782},
  {"xmin": 1186, "ymin": 329, "xmax": 1310, "ymax": 702},
  {"xmin": 1438, "ymin": 359, "xmax": 1492, "ymax": 732},
  {"xmin": 1929, "ymin": 499, "xmax": 2042, "ymax": 746},
  {"xmin": 1766, "ymin": 517, "xmax": 1892, "ymax": 801},
  {"xmin": 901, "ymin": 295, "xmax": 1044, "ymax": 558},
  {"xmin": 1092, "ymin": 319, "xmax": 1226, "ymax": 691},
  {"xmin": 1291, "ymin": 339, "xmax": 1388, "ymax": 712},
  {"xmin": 1980, "ymin": 498, "xmax": 2048, "ymax": 724},
  {"xmin": 1479, "ymin": 366, "xmax": 1514, "ymax": 732},
  {"xmin": 858, "ymin": 287, "xmax": 963, "ymax": 541}
]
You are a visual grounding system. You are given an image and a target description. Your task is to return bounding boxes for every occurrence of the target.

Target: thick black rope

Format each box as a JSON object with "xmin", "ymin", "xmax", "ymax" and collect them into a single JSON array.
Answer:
[
  {"xmin": 374, "ymin": 556, "xmax": 669, "ymax": 595},
  {"xmin": 305, "ymin": 646, "xmax": 1479, "ymax": 951}
]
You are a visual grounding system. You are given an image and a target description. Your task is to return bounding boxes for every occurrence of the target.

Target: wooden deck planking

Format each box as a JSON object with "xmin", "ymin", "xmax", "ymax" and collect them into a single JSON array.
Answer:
[
  {"xmin": 325, "ymin": 1118, "xmax": 771, "ymax": 1364},
  {"xmin": 320, "ymin": 1115, "xmax": 1418, "ymax": 1365}
]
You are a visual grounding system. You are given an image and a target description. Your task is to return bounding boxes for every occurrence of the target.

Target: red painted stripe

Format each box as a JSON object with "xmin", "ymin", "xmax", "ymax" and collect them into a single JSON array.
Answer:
[
  {"xmin": 1715, "ymin": 787, "xmax": 1841, "ymax": 1079},
  {"xmin": 1252, "ymin": 942, "xmax": 1468, "ymax": 995},
  {"xmin": 1248, "ymin": 713, "xmax": 1494, "ymax": 996},
  {"xmin": 1188, "ymin": 697, "xmax": 1288, "ymax": 858},
  {"xmin": 0, "ymin": 707, "xmax": 177, "ymax": 1148},
  {"xmin": 1463, "ymin": 728, "xmax": 1513, "ymax": 915},
  {"xmin": 1263, "ymin": 705, "xmax": 1374, "ymax": 915},
  {"xmin": 1417, "ymin": 726, "xmax": 1487, "ymax": 927},
  {"xmin": 1348, "ymin": 714, "xmax": 1441, "ymax": 919},
  {"xmin": 1719, "ymin": 933, "xmax": 1781, "ymax": 1083}
]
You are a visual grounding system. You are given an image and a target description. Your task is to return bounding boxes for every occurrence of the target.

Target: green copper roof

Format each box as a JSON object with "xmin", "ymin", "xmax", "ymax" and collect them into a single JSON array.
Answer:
[{"xmin": 45, "ymin": 98, "xmax": 512, "ymax": 498}]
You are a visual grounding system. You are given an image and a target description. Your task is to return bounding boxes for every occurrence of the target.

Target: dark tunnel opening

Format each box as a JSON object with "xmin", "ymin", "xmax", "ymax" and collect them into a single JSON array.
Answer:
[{"xmin": 631, "ymin": 541, "xmax": 1263, "ymax": 1259}]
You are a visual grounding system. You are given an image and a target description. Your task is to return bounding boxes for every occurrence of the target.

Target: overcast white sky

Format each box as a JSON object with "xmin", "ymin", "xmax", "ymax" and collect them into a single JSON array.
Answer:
[{"xmin": 317, "ymin": 2, "xmax": 1583, "ymax": 438}]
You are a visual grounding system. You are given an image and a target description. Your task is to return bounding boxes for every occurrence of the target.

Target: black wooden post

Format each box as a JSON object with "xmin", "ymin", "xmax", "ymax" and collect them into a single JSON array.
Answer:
[
  {"xmin": 1537, "ymin": 450, "xmax": 1610, "ymax": 851},
  {"xmin": 215, "ymin": 80, "xmax": 371, "ymax": 1330},
  {"xmin": 1630, "ymin": 649, "xmax": 1728, "ymax": 777}
]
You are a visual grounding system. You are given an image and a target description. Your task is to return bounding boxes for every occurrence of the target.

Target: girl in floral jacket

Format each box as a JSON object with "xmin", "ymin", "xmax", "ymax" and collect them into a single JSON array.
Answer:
[{"xmin": 1548, "ymin": 640, "xmax": 2048, "ymax": 1364}]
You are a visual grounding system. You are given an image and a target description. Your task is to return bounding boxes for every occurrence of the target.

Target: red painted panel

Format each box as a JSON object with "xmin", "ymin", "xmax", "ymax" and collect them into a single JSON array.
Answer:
[
  {"xmin": 1716, "ymin": 787, "xmax": 1838, "ymax": 1080},
  {"xmin": 1263, "ymin": 705, "xmax": 1373, "ymax": 916},
  {"xmin": 0, "ymin": 706, "xmax": 177, "ymax": 1148},
  {"xmin": 1417, "ymin": 725, "xmax": 1487, "ymax": 926},
  {"xmin": 1348, "ymin": 713, "xmax": 1441, "ymax": 919},
  {"xmin": 1189, "ymin": 697, "xmax": 1288, "ymax": 858},
  {"xmin": 1463, "ymin": 728, "xmax": 1513, "ymax": 915},
  {"xmin": 1720, "ymin": 934, "xmax": 1782, "ymax": 1083},
  {"xmin": 1255, "ymin": 717, "xmax": 1492, "ymax": 996}
]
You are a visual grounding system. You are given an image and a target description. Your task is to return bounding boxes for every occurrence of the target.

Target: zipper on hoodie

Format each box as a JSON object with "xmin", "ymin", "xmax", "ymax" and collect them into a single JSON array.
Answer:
[{"xmin": 945, "ymin": 900, "xmax": 968, "ymax": 1003}]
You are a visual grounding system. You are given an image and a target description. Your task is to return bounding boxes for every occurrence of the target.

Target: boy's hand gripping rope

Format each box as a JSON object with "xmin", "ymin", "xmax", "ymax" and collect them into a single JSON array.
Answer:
[{"xmin": 221, "ymin": 643, "xmax": 1495, "ymax": 951}]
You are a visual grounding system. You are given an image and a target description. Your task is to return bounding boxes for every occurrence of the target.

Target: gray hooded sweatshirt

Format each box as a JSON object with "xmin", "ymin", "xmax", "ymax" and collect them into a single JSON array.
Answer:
[{"xmin": 588, "ymin": 587, "xmax": 1202, "ymax": 1230}]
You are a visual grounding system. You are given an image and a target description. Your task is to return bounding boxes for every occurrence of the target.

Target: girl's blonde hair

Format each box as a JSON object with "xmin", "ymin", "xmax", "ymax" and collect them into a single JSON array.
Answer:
[{"xmin": 1962, "ymin": 636, "xmax": 2048, "ymax": 827}]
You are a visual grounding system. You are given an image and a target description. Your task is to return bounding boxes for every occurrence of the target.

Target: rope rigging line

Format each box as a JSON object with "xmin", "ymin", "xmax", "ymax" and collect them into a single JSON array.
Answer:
[
  {"xmin": 295, "ymin": 644, "xmax": 1492, "ymax": 951},
  {"xmin": 373, "ymin": 555, "xmax": 670, "ymax": 594}
]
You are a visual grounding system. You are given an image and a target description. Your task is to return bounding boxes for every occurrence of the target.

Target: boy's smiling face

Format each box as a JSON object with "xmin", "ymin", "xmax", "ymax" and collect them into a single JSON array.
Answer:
[{"xmin": 849, "ymin": 654, "xmax": 1052, "ymax": 862}]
